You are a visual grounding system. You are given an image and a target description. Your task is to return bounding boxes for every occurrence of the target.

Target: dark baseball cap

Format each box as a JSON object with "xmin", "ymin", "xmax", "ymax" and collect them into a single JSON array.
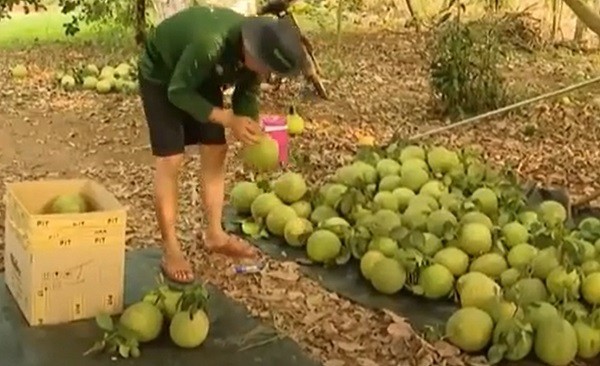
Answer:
[{"xmin": 241, "ymin": 15, "xmax": 306, "ymax": 76}]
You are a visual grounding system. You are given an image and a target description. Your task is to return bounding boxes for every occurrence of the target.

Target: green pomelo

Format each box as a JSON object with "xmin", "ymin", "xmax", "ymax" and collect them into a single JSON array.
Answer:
[
  {"xmin": 290, "ymin": 200, "xmax": 312, "ymax": 218},
  {"xmin": 250, "ymin": 193, "xmax": 282, "ymax": 220},
  {"xmin": 242, "ymin": 135, "xmax": 279, "ymax": 172},
  {"xmin": 458, "ymin": 223, "xmax": 492, "ymax": 256},
  {"xmin": 60, "ymin": 75, "xmax": 76, "ymax": 90},
  {"xmin": 469, "ymin": 253, "xmax": 507, "ymax": 279},
  {"xmin": 306, "ymin": 230, "xmax": 342, "ymax": 263},
  {"xmin": 272, "ymin": 172, "xmax": 307, "ymax": 203},
  {"xmin": 471, "ymin": 188, "xmax": 498, "ymax": 216},
  {"xmin": 114, "ymin": 78, "xmax": 127, "ymax": 92},
  {"xmin": 368, "ymin": 209, "xmax": 401, "ymax": 237},
  {"xmin": 546, "ymin": 267, "xmax": 581, "ymax": 300},
  {"xmin": 399, "ymin": 145, "xmax": 426, "ymax": 163},
  {"xmin": 373, "ymin": 191, "xmax": 399, "ymax": 211},
  {"xmin": 266, "ymin": 205, "xmax": 298, "ymax": 236},
  {"xmin": 416, "ymin": 233, "xmax": 443, "ymax": 256},
  {"xmin": 439, "ymin": 192, "xmax": 463, "ymax": 214},
  {"xmin": 573, "ymin": 320, "xmax": 600, "ymax": 359},
  {"xmin": 310, "ymin": 205, "xmax": 338, "ymax": 225},
  {"xmin": 491, "ymin": 317, "xmax": 533, "ymax": 361},
  {"xmin": 427, "ymin": 146, "xmax": 460, "ymax": 174},
  {"xmin": 531, "ymin": 246, "xmax": 561, "ymax": 279},
  {"xmin": 322, "ymin": 183, "xmax": 348, "ymax": 207},
  {"xmin": 561, "ymin": 301, "xmax": 589, "ymax": 323},
  {"xmin": 427, "ymin": 209, "xmax": 457, "ymax": 237},
  {"xmin": 319, "ymin": 217, "xmax": 351, "ymax": 237},
  {"xmin": 483, "ymin": 297, "xmax": 519, "ymax": 323},
  {"xmin": 96, "ymin": 79, "xmax": 112, "ymax": 93},
  {"xmin": 500, "ymin": 268, "xmax": 521, "ymax": 288},
  {"xmin": 402, "ymin": 157, "xmax": 429, "ymax": 171},
  {"xmin": 537, "ymin": 200, "xmax": 567, "ymax": 227},
  {"xmin": 534, "ymin": 317, "xmax": 578, "ymax": 366},
  {"xmin": 229, "ymin": 181, "xmax": 262, "ymax": 214},
  {"xmin": 507, "ymin": 244, "xmax": 538, "ymax": 269},
  {"xmin": 84, "ymin": 64, "xmax": 99, "ymax": 76},
  {"xmin": 160, "ymin": 288, "xmax": 183, "ymax": 319},
  {"xmin": 518, "ymin": 211, "xmax": 539, "ymax": 227},
  {"xmin": 409, "ymin": 194, "xmax": 439, "ymax": 211},
  {"xmin": 368, "ymin": 237, "xmax": 398, "ymax": 257},
  {"xmin": 418, "ymin": 264, "xmax": 455, "ymax": 299},
  {"xmin": 283, "ymin": 217, "xmax": 313, "ymax": 247},
  {"xmin": 445, "ymin": 307, "xmax": 493, "ymax": 352},
  {"xmin": 419, "ymin": 180, "xmax": 448, "ymax": 200},
  {"xmin": 505, "ymin": 278, "xmax": 548, "ymax": 306},
  {"xmin": 335, "ymin": 162, "xmax": 377, "ymax": 187},
  {"xmin": 394, "ymin": 247, "xmax": 423, "ymax": 272},
  {"xmin": 524, "ymin": 302, "xmax": 559, "ymax": 329},
  {"xmin": 169, "ymin": 310, "xmax": 210, "ymax": 348},
  {"xmin": 457, "ymin": 272, "xmax": 500, "ymax": 309},
  {"xmin": 501, "ymin": 221, "xmax": 529, "ymax": 248},
  {"xmin": 119, "ymin": 302, "xmax": 164, "ymax": 342},
  {"xmin": 369, "ymin": 257, "xmax": 407, "ymax": 295},
  {"xmin": 580, "ymin": 240, "xmax": 597, "ymax": 261},
  {"xmin": 376, "ymin": 158, "xmax": 401, "ymax": 178},
  {"xmin": 460, "ymin": 211, "xmax": 493, "ymax": 230},
  {"xmin": 50, "ymin": 193, "xmax": 88, "ymax": 214},
  {"xmin": 115, "ymin": 63, "xmax": 131, "ymax": 78},
  {"xmin": 11, "ymin": 64, "xmax": 27, "ymax": 78},
  {"xmin": 402, "ymin": 204, "xmax": 430, "ymax": 231},
  {"xmin": 82, "ymin": 76, "xmax": 98, "ymax": 90},
  {"xmin": 99, "ymin": 66, "xmax": 115, "ymax": 79},
  {"xmin": 581, "ymin": 272, "xmax": 600, "ymax": 305},
  {"xmin": 434, "ymin": 247, "xmax": 469, "ymax": 276},
  {"xmin": 392, "ymin": 187, "xmax": 415, "ymax": 211},
  {"xmin": 579, "ymin": 216, "xmax": 600, "ymax": 232},
  {"xmin": 581, "ymin": 260, "xmax": 600, "ymax": 275},
  {"xmin": 360, "ymin": 250, "xmax": 386, "ymax": 280},
  {"xmin": 378, "ymin": 175, "xmax": 402, "ymax": 192},
  {"xmin": 400, "ymin": 167, "xmax": 429, "ymax": 191}
]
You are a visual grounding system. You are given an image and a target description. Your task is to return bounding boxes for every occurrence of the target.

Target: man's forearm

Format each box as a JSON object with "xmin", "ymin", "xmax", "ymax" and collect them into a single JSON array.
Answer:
[{"xmin": 208, "ymin": 107, "xmax": 234, "ymax": 126}]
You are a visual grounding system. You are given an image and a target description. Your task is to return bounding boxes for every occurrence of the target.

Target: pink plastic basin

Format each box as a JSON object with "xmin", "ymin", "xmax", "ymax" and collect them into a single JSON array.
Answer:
[{"xmin": 261, "ymin": 115, "xmax": 289, "ymax": 165}]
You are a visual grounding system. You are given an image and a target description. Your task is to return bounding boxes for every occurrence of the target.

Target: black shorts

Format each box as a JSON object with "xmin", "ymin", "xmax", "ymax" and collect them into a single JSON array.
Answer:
[{"xmin": 139, "ymin": 77, "xmax": 226, "ymax": 157}]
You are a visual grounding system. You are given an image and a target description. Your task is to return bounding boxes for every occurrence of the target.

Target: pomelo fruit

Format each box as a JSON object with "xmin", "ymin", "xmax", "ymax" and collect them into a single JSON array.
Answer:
[
  {"xmin": 445, "ymin": 307, "xmax": 493, "ymax": 352},
  {"xmin": 391, "ymin": 187, "xmax": 415, "ymax": 211},
  {"xmin": 546, "ymin": 266, "xmax": 580, "ymax": 300},
  {"xmin": 119, "ymin": 302, "xmax": 164, "ymax": 342},
  {"xmin": 360, "ymin": 250, "xmax": 385, "ymax": 280},
  {"xmin": 320, "ymin": 217, "xmax": 351, "ymax": 237},
  {"xmin": 290, "ymin": 200, "xmax": 311, "ymax": 218},
  {"xmin": 250, "ymin": 193, "xmax": 282, "ymax": 220},
  {"xmin": 373, "ymin": 191, "xmax": 399, "ymax": 211},
  {"xmin": 160, "ymin": 288, "xmax": 183, "ymax": 319},
  {"xmin": 169, "ymin": 310, "xmax": 210, "ymax": 348},
  {"xmin": 242, "ymin": 135, "xmax": 279, "ymax": 172},
  {"xmin": 500, "ymin": 268, "xmax": 521, "ymax": 288},
  {"xmin": 84, "ymin": 64, "xmax": 100, "ymax": 76},
  {"xmin": 434, "ymin": 247, "xmax": 469, "ymax": 276},
  {"xmin": 283, "ymin": 217, "xmax": 313, "ymax": 247},
  {"xmin": 537, "ymin": 200, "xmax": 567, "ymax": 227},
  {"xmin": 458, "ymin": 223, "xmax": 492, "ymax": 256},
  {"xmin": 460, "ymin": 211, "xmax": 493, "ymax": 230},
  {"xmin": 266, "ymin": 205, "xmax": 297, "ymax": 236},
  {"xmin": 321, "ymin": 183, "xmax": 348, "ymax": 207},
  {"xmin": 469, "ymin": 253, "xmax": 507, "ymax": 279},
  {"xmin": 581, "ymin": 272, "xmax": 600, "ymax": 305},
  {"xmin": 50, "ymin": 193, "xmax": 88, "ymax": 214},
  {"xmin": 378, "ymin": 175, "xmax": 402, "ymax": 192},
  {"xmin": 408, "ymin": 194, "xmax": 439, "ymax": 211},
  {"xmin": 531, "ymin": 246, "xmax": 561, "ymax": 279},
  {"xmin": 501, "ymin": 221, "xmax": 529, "ymax": 248},
  {"xmin": 402, "ymin": 204, "xmax": 430, "ymax": 231},
  {"xmin": 483, "ymin": 297, "xmax": 519, "ymax": 323},
  {"xmin": 524, "ymin": 301, "xmax": 559, "ymax": 329},
  {"xmin": 415, "ymin": 233, "xmax": 443, "ymax": 256},
  {"xmin": 427, "ymin": 146, "xmax": 460, "ymax": 174},
  {"xmin": 399, "ymin": 145, "xmax": 425, "ymax": 162},
  {"xmin": 439, "ymin": 191, "xmax": 463, "ymax": 214},
  {"xmin": 368, "ymin": 209, "xmax": 401, "ymax": 237},
  {"xmin": 505, "ymin": 278, "xmax": 548, "ymax": 306},
  {"xmin": 534, "ymin": 316, "xmax": 578, "ymax": 366},
  {"xmin": 310, "ymin": 205, "xmax": 338, "ymax": 225},
  {"xmin": 518, "ymin": 211, "xmax": 539, "ymax": 227},
  {"xmin": 427, "ymin": 209, "xmax": 457, "ymax": 237},
  {"xmin": 420, "ymin": 180, "xmax": 448, "ymax": 200},
  {"xmin": 402, "ymin": 157, "xmax": 429, "ymax": 171},
  {"xmin": 229, "ymin": 181, "xmax": 261, "ymax": 214},
  {"xmin": 11, "ymin": 64, "xmax": 27, "ymax": 78},
  {"xmin": 306, "ymin": 230, "xmax": 342, "ymax": 263},
  {"xmin": 470, "ymin": 188, "xmax": 498, "ymax": 216},
  {"xmin": 376, "ymin": 158, "xmax": 401, "ymax": 177},
  {"xmin": 96, "ymin": 79, "xmax": 112, "ymax": 93},
  {"xmin": 581, "ymin": 260, "xmax": 600, "ymax": 275},
  {"xmin": 272, "ymin": 172, "xmax": 307, "ymax": 203},
  {"xmin": 507, "ymin": 244, "xmax": 538, "ymax": 269},
  {"xmin": 573, "ymin": 320, "xmax": 600, "ymax": 359},
  {"xmin": 369, "ymin": 257, "xmax": 407, "ymax": 295},
  {"xmin": 418, "ymin": 263, "xmax": 454, "ymax": 299},
  {"xmin": 60, "ymin": 75, "xmax": 76, "ymax": 91},
  {"xmin": 490, "ymin": 317, "xmax": 533, "ymax": 361},
  {"xmin": 99, "ymin": 66, "xmax": 115, "ymax": 79},
  {"xmin": 457, "ymin": 272, "xmax": 500, "ymax": 308},
  {"xmin": 400, "ymin": 166, "xmax": 429, "ymax": 191},
  {"xmin": 368, "ymin": 237, "xmax": 397, "ymax": 257},
  {"xmin": 82, "ymin": 76, "xmax": 98, "ymax": 90}
]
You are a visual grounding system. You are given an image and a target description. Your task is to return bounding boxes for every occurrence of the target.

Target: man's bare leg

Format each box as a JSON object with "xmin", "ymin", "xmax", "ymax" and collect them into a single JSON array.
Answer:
[
  {"xmin": 199, "ymin": 144, "xmax": 255, "ymax": 257},
  {"xmin": 155, "ymin": 154, "xmax": 195, "ymax": 282}
]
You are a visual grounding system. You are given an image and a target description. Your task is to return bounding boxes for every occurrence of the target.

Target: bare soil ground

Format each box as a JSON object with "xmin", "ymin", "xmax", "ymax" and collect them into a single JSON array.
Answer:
[{"xmin": 1, "ymin": 23, "xmax": 600, "ymax": 365}]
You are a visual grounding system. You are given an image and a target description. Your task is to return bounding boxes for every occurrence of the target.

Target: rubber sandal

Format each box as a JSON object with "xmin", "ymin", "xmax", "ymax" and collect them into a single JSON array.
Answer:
[{"xmin": 212, "ymin": 234, "xmax": 257, "ymax": 258}]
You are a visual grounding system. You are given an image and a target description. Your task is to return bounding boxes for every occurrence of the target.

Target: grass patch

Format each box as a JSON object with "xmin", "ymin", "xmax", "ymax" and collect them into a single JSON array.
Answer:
[{"xmin": 0, "ymin": 9, "xmax": 131, "ymax": 49}]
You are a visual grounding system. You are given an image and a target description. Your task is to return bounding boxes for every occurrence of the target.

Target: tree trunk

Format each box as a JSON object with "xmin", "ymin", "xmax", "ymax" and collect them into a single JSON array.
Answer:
[
  {"xmin": 563, "ymin": 0, "xmax": 600, "ymax": 37},
  {"xmin": 153, "ymin": 0, "xmax": 191, "ymax": 23},
  {"xmin": 135, "ymin": 0, "xmax": 147, "ymax": 45}
]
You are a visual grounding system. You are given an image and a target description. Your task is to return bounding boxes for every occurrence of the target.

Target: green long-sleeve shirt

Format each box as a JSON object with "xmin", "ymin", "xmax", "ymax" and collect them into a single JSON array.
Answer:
[{"xmin": 139, "ymin": 5, "xmax": 260, "ymax": 121}]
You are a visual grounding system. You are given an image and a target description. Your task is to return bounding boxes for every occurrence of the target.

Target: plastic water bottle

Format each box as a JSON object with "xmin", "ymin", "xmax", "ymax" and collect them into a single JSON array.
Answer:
[{"xmin": 233, "ymin": 263, "xmax": 264, "ymax": 274}]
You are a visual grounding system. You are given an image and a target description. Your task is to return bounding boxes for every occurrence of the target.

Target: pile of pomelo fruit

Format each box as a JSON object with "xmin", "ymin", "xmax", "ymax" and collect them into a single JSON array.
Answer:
[
  {"xmin": 230, "ymin": 142, "xmax": 600, "ymax": 366},
  {"xmin": 87, "ymin": 282, "xmax": 210, "ymax": 359},
  {"xmin": 52, "ymin": 60, "xmax": 139, "ymax": 94}
]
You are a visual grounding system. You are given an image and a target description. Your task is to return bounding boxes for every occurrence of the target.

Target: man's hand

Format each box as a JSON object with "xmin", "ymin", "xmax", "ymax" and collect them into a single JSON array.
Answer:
[{"xmin": 229, "ymin": 115, "xmax": 262, "ymax": 145}]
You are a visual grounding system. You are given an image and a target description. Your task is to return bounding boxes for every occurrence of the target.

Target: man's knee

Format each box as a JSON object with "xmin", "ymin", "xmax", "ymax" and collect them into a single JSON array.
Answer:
[
  {"xmin": 155, "ymin": 154, "xmax": 184, "ymax": 176},
  {"xmin": 200, "ymin": 143, "xmax": 228, "ymax": 157}
]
